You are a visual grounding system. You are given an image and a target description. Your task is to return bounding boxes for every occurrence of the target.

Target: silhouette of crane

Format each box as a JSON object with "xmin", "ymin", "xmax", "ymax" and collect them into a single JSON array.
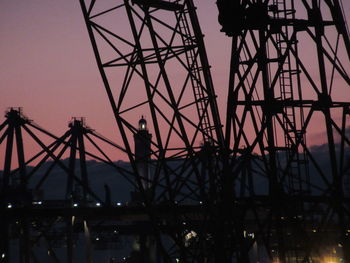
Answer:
[
  {"xmin": 0, "ymin": 0, "xmax": 349, "ymax": 262},
  {"xmin": 78, "ymin": 0, "xmax": 350, "ymax": 262}
]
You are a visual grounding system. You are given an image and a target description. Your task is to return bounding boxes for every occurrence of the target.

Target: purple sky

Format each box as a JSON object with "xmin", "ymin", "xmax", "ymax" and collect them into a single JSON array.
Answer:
[{"xmin": 0, "ymin": 0, "xmax": 349, "ymax": 162}]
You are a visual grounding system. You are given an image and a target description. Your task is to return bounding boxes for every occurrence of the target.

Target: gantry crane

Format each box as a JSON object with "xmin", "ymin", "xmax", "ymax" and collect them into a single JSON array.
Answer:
[
  {"xmin": 0, "ymin": 0, "xmax": 349, "ymax": 262},
  {"xmin": 80, "ymin": 0, "xmax": 350, "ymax": 262}
]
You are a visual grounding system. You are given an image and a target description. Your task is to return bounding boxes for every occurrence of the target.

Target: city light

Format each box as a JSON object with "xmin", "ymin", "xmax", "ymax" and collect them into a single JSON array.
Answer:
[{"xmin": 322, "ymin": 256, "xmax": 340, "ymax": 263}]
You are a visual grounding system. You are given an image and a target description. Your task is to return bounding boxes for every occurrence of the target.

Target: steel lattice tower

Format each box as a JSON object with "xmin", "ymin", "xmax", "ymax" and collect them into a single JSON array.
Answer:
[
  {"xmin": 0, "ymin": 109, "xmax": 133, "ymax": 262},
  {"xmin": 79, "ymin": 0, "xmax": 229, "ymax": 261},
  {"xmin": 80, "ymin": 0, "xmax": 350, "ymax": 262},
  {"xmin": 218, "ymin": 0, "xmax": 350, "ymax": 262}
]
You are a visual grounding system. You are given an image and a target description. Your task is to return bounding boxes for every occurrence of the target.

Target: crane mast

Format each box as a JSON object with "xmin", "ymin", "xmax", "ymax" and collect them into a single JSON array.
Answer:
[
  {"xmin": 218, "ymin": 0, "xmax": 350, "ymax": 262},
  {"xmin": 79, "ymin": 0, "xmax": 350, "ymax": 261},
  {"xmin": 79, "ymin": 0, "xmax": 226, "ymax": 261}
]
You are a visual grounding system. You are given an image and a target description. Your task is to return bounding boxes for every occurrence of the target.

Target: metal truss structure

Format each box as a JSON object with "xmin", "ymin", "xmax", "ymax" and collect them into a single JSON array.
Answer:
[
  {"xmin": 0, "ymin": 108, "xmax": 137, "ymax": 262},
  {"xmin": 217, "ymin": 0, "xmax": 350, "ymax": 262},
  {"xmin": 79, "ymin": 0, "xmax": 350, "ymax": 262},
  {"xmin": 79, "ymin": 1, "xmax": 228, "ymax": 260},
  {"xmin": 1, "ymin": 0, "xmax": 350, "ymax": 262}
]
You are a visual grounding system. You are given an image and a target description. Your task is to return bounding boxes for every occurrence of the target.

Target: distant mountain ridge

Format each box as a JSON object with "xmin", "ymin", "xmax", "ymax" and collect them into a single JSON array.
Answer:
[{"xmin": 1, "ymin": 142, "xmax": 350, "ymax": 201}]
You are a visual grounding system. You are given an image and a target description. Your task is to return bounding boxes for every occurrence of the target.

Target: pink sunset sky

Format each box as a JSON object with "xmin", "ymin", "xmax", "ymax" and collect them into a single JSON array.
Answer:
[{"xmin": 0, "ymin": 0, "xmax": 349, "ymax": 163}]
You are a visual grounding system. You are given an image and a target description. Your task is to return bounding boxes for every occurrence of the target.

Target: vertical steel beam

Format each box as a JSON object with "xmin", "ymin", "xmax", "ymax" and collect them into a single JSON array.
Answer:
[
  {"xmin": 186, "ymin": 0, "xmax": 224, "ymax": 147},
  {"xmin": 66, "ymin": 134, "xmax": 77, "ymax": 200},
  {"xmin": 2, "ymin": 123, "xmax": 14, "ymax": 190},
  {"xmin": 15, "ymin": 124, "xmax": 27, "ymax": 190},
  {"xmin": 77, "ymin": 127, "xmax": 89, "ymax": 203}
]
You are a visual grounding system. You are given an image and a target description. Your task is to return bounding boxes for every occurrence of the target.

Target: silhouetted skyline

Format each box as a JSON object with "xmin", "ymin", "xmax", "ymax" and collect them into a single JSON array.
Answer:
[{"xmin": 1, "ymin": 0, "xmax": 349, "ymax": 162}]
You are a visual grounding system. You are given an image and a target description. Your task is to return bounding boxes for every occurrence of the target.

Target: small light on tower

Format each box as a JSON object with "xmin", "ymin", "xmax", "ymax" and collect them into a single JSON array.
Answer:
[{"xmin": 139, "ymin": 116, "xmax": 147, "ymax": 130}]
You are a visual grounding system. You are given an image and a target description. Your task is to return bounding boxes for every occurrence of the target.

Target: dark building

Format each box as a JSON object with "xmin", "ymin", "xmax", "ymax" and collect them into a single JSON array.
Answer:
[{"xmin": 133, "ymin": 116, "xmax": 152, "ymax": 190}]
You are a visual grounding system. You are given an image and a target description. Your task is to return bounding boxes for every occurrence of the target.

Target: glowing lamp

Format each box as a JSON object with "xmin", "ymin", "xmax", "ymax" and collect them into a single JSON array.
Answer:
[{"xmin": 138, "ymin": 116, "xmax": 147, "ymax": 130}]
